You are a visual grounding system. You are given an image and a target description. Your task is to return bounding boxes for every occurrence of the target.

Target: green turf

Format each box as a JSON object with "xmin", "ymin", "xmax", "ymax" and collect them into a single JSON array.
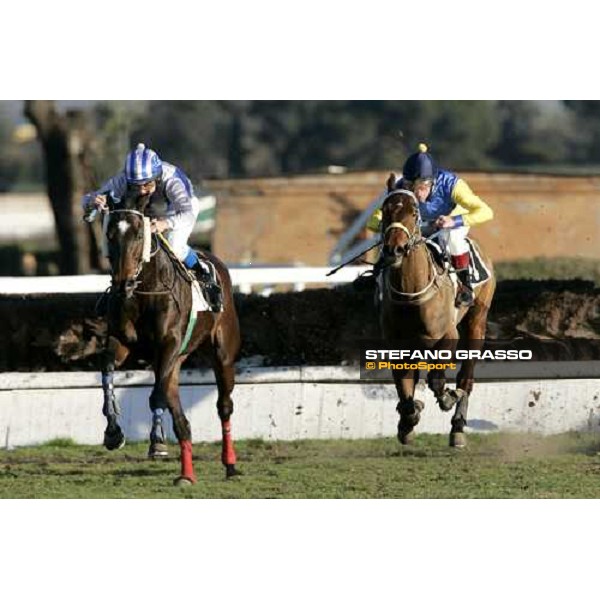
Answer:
[
  {"xmin": 2, "ymin": 433, "xmax": 600, "ymax": 499},
  {"xmin": 494, "ymin": 257, "xmax": 600, "ymax": 284}
]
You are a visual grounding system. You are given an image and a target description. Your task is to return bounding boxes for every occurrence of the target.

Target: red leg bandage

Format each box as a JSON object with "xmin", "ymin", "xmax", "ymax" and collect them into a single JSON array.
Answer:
[
  {"xmin": 221, "ymin": 420, "xmax": 237, "ymax": 466},
  {"xmin": 179, "ymin": 440, "xmax": 196, "ymax": 483}
]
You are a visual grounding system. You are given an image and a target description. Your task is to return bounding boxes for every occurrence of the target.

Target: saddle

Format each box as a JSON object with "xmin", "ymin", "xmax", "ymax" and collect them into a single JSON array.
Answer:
[
  {"xmin": 156, "ymin": 235, "xmax": 223, "ymax": 312},
  {"xmin": 425, "ymin": 238, "xmax": 492, "ymax": 288}
]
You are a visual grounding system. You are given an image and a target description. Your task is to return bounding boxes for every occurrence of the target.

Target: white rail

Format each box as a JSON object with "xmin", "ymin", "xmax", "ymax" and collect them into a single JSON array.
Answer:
[
  {"xmin": 1, "ymin": 368, "xmax": 599, "ymax": 447},
  {"xmin": 0, "ymin": 266, "xmax": 371, "ymax": 296}
]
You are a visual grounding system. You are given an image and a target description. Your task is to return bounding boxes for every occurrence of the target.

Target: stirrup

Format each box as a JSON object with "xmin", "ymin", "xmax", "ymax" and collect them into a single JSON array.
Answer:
[
  {"xmin": 205, "ymin": 283, "xmax": 223, "ymax": 312},
  {"xmin": 192, "ymin": 265, "xmax": 211, "ymax": 283}
]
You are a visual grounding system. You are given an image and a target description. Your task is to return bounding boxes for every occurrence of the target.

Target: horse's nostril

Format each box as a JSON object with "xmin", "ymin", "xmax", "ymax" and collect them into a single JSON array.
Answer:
[{"xmin": 394, "ymin": 246, "xmax": 405, "ymax": 257}]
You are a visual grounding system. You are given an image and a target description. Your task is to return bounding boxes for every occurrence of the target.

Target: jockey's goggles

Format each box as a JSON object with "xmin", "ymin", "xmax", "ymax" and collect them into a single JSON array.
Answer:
[{"xmin": 128, "ymin": 179, "xmax": 158, "ymax": 190}]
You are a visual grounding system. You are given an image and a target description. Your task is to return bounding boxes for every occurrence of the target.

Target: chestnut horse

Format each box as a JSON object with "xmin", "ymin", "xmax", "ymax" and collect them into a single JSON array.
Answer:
[
  {"xmin": 98, "ymin": 191, "xmax": 241, "ymax": 485},
  {"xmin": 378, "ymin": 174, "xmax": 496, "ymax": 447}
]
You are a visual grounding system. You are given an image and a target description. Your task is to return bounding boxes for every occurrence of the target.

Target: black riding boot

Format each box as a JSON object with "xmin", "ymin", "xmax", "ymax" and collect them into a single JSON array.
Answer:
[
  {"xmin": 455, "ymin": 268, "xmax": 474, "ymax": 307},
  {"xmin": 193, "ymin": 265, "xmax": 223, "ymax": 312}
]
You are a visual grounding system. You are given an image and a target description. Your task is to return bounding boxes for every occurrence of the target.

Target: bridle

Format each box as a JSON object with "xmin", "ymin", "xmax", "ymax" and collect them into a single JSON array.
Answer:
[
  {"xmin": 105, "ymin": 208, "xmax": 170, "ymax": 296},
  {"xmin": 381, "ymin": 189, "xmax": 423, "ymax": 258},
  {"xmin": 380, "ymin": 189, "xmax": 445, "ymax": 304}
]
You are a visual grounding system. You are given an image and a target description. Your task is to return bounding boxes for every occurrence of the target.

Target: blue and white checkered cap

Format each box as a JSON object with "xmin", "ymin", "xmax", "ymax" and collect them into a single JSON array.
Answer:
[{"xmin": 124, "ymin": 143, "xmax": 163, "ymax": 184}]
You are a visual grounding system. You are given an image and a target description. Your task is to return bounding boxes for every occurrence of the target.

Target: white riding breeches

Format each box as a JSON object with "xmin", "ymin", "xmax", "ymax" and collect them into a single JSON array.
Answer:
[
  {"xmin": 164, "ymin": 196, "xmax": 201, "ymax": 260},
  {"xmin": 437, "ymin": 226, "xmax": 470, "ymax": 257}
]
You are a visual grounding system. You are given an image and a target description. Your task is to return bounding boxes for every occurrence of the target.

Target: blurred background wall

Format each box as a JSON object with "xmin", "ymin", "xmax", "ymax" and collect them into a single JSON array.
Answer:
[{"xmin": 1, "ymin": 100, "xmax": 599, "ymax": 280}]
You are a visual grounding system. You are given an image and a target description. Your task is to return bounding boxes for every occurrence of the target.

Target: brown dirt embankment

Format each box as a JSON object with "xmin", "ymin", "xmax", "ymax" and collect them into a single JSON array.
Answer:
[{"xmin": 0, "ymin": 279, "xmax": 598, "ymax": 372}]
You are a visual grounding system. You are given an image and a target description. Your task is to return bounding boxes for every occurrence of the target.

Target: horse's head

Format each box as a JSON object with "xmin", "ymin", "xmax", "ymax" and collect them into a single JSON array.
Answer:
[
  {"xmin": 381, "ymin": 173, "xmax": 421, "ymax": 259},
  {"xmin": 104, "ymin": 190, "xmax": 152, "ymax": 298}
]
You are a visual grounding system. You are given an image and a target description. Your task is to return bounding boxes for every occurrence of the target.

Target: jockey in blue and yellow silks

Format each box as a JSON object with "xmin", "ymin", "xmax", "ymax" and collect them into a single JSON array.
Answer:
[{"xmin": 367, "ymin": 143, "xmax": 494, "ymax": 306}]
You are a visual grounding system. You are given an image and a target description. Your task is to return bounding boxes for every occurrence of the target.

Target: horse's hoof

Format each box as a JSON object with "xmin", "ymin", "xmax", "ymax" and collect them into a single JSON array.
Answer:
[
  {"xmin": 398, "ymin": 428, "xmax": 416, "ymax": 445},
  {"xmin": 104, "ymin": 430, "xmax": 125, "ymax": 451},
  {"xmin": 173, "ymin": 476, "xmax": 195, "ymax": 487},
  {"xmin": 225, "ymin": 464, "xmax": 242, "ymax": 478},
  {"xmin": 148, "ymin": 443, "xmax": 169, "ymax": 459},
  {"xmin": 397, "ymin": 400, "xmax": 425, "ymax": 426},
  {"xmin": 438, "ymin": 389, "xmax": 467, "ymax": 412},
  {"xmin": 437, "ymin": 390, "xmax": 458, "ymax": 412},
  {"xmin": 450, "ymin": 432, "xmax": 467, "ymax": 448}
]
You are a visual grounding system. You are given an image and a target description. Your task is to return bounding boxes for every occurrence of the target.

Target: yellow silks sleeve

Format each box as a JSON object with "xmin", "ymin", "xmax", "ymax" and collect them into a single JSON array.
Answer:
[
  {"xmin": 366, "ymin": 208, "xmax": 383, "ymax": 232},
  {"xmin": 450, "ymin": 179, "xmax": 494, "ymax": 227}
]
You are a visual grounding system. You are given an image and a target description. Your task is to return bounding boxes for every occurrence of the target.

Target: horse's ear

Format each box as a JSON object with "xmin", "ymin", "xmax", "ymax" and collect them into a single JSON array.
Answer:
[{"xmin": 386, "ymin": 173, "xmax": 397, "ymax": 192}]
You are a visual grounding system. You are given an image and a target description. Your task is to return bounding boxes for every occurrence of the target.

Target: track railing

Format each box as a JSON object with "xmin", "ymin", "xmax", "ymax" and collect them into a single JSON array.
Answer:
[{"xmin": 0, "ymin": 266, "xmax": 371, "ymax": 296}]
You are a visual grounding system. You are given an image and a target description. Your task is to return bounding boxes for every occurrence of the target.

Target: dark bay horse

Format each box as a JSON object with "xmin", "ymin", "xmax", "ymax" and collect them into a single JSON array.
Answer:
[
  {"xmin": 378, "ymin": 174, "xmax": 496, "ymax": 447},
  {"xmin": 99, "ymin": 191, "xmax": 241, "ymax": 485}
]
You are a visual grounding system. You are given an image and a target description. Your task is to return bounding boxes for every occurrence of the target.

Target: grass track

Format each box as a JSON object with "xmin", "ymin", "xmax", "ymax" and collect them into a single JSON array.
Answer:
[{"xmin": 1, "ymin": 433, "xmax": 600, "ymax": 498}]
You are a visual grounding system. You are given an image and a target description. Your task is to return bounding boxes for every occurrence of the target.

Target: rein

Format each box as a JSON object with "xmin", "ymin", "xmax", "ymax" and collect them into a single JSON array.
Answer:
[
  {"xmin": 384, "ymin": 247, "xmax": 442, "ymax": 305},
  {"xmin": 132, "ymin": 236, "xmax": 181, "ymax": 296}
]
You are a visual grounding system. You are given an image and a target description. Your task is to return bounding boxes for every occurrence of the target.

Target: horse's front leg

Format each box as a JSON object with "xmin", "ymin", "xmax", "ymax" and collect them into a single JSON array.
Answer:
[
  {"xmin": 166, "ymin": 366, "xmax": 196, "ymax": 486},
  {"xmin": 394, "ymin": 369, "xmax": 423, "ymax": 445},
  {"xmin": 148, "ymin": 361, "xmax": 170, "ymax": 459},
  {"xmin": 152, "ymin": 338, "xmax": 196, "ymax": 485},
  {"xmin": 428, "ymin": 331, "xmax": 461, "ymax": 413},
  {"xmin": 101, "ymin": 336, "xmax": 129, "ymax": 450},
  {"xmin": 450, "ymin": 363, "xmax": 471, "ymax": 448},
  {"xmin": 148, "ymin": 406, "xmax": 169, "ymax": 459}
]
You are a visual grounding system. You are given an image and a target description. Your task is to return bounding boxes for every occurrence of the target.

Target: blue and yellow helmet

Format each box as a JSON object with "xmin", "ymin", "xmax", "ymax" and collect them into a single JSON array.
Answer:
[{"xmin": 402, "ymin": 143, "xmax": 437, "ymax": 182}]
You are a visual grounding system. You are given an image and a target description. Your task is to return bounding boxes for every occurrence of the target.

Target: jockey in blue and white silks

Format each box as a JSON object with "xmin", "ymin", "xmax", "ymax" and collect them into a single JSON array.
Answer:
[
  {"xmin": 82, "ymin": 143, "xmax": 203, "ymax": 268},
  {"xmin": 82, "ymin": 143, "xmax": 222, "ymax": 310}
]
